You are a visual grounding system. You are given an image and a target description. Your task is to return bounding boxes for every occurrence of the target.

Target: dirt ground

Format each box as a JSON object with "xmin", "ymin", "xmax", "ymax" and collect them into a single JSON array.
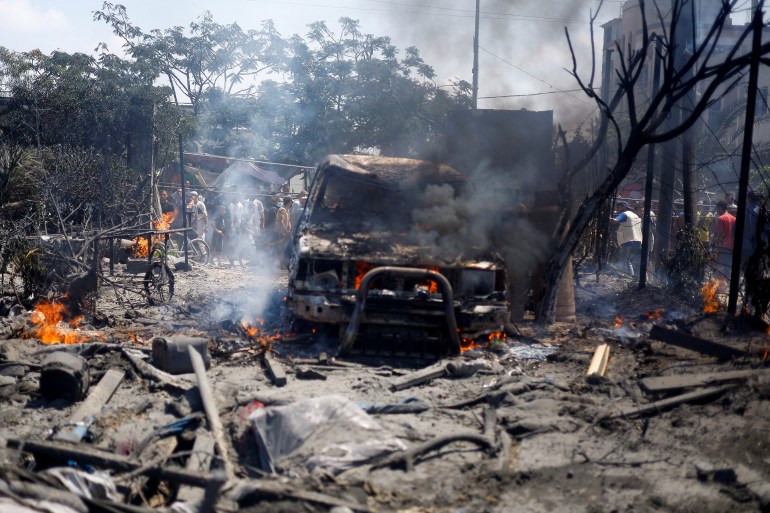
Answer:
[{"xmin": 0, "ymin": 261, "xmax": 769, "ymax": 513}]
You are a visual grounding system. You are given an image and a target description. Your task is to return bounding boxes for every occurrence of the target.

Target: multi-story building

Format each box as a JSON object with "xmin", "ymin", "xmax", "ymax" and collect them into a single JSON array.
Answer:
[{"xmin": 601, "ymin": 0, "xmax": 770, "ymax": 202}]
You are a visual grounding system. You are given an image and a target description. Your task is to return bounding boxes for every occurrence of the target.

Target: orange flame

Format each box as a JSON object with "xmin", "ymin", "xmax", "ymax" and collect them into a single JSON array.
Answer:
[
  {"xmin": 613, "ymin": 315, "xmax": 623, "ymax": 328},
  {"xmin": 702, "ymin": 280, "xmax": 720, "ymax": 314},
  {"xmin": 354, "ymin": 262, "xmax": 375, "ymax": 290},
  {"xmin": 29, "ymin": 298, "xmax": 87, "ymax": 345},
  {"xmin": 241, "ymin": 320, "xmax": 281, "ymax": 349},
  {"xmin": 133, "ymin": 212, "xmax": 176, "ymax": 258},
  {"xmin": 644, "ymin": 308, "xmax": 664, "ymax": 321},
  {"xmin": 460, "ymin": 330, "xmax": 506, "ymax": 353},
  {"xmin": 419, "ymin": 266, "xmax": 440, "ymax": 294}
]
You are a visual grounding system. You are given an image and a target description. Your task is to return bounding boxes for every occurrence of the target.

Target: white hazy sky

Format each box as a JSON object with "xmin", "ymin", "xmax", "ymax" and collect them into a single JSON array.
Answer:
[{"xmin": 0, "ymin": 0, "xmax": 628, "ymax": 125}]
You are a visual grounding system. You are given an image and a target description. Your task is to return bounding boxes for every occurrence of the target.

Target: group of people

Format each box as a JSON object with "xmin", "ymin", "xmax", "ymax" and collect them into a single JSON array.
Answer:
[
  {"xmin": 612, "ymin": 191, "xmax": 769, "ymax": 295},
  {"xmin": 162, "ymin": 183, "xmax": 308, "ymax": 268}
]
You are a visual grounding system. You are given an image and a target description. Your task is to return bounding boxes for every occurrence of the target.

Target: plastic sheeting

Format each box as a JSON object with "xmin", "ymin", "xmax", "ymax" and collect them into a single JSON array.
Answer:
[{"xmin": 250, "ymin": 395, "xmax": 405, "ymax": 474}]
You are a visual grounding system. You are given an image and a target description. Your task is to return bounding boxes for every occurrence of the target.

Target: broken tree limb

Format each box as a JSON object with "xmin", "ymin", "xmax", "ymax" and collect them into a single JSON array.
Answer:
[
  {"xmin": 640, "ymin": 368, "xmax": 770, "ymax": 394},
  {"xmin": 389, "ymin": 361, "xmax": 448, "ymax": 392},
  {"xmin": 371, "ymin": 432, "xmax": 495, "ymax": 472},
  {"xmin": 188, "ymin": 346, "xmax": 236, "ymax": 481},
  {"xmin": 53, "ymin": 368, "xmax": 125, "ymax": 443},
  {"xmin": 648, "ymin": 325, "xmax": 746, "ymax": 361},
  {"xmin": 587, "ymin": 343, "xmax": 610, "ymax": 377},
  {"xmin": 262, "ymin": 351, "xmax": 287, "ymax": 387},
  {"xmin": 121, "ymin": 347, "xmax": 193, "ymax": 391},
  {"xmin": 601, "ymin": 384, "xmax": 734, "ymax": 420},
  {"xmin": 5, "ymin": 438, "xmax": 373, "ymax": 512}
]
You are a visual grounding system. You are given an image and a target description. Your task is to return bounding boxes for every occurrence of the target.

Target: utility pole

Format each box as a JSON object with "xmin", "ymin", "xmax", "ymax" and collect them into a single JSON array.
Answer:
[
  {"xmin": 472, "ymin": 0, "xmax": 480, "ymax": 109},
  {"xmin": 639, "ymin": 37, "xmax": 662, "ymax": 289},
  {"xmin": 180, "ymin": 135, "xmax": 189, "ymax": 269},
  {"xmin": 728, "ymin": 1, "xmax": 763, "ymax": 314}
]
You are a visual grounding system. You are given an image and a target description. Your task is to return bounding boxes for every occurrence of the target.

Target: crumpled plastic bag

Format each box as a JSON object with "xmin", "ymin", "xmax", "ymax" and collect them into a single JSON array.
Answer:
[{"xmin": 250, "ymin": 394, "xmax": 405, "ymax": 474}]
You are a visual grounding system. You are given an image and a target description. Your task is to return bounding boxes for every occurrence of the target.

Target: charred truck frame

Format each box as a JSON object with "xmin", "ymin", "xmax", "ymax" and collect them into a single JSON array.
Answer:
[{"xmin": 287, "ymin": 155, "xmax": 509, "ymax": 357}]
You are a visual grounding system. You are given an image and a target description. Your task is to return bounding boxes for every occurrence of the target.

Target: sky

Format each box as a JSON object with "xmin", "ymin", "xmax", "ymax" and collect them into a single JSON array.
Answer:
[{"xmin": 0, "ymin": 0, "xmax": 627, "ymax": 126}]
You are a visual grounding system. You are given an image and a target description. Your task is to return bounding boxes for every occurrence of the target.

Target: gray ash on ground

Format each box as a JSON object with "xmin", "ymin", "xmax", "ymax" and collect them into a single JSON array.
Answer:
[{"xmin": 0, "ymin": 264, "xmax": 768, "ymax": 512}]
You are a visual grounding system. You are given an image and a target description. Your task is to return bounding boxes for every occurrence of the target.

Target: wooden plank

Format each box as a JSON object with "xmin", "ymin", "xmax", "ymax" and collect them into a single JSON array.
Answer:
[
  {"xmin": 648, "ymin": 325, "xmax": 746, "ymax": 361},
  {"xmin": 587, "ymin": 344, "xmax": 610, "ymax": 376},
  {"xmin": 69, "ymin": 369, "xmax": 125, "ymax": 422},
  {"xmin": 640, "ymin": 368, "xmax": 769, "ymax": 394},
  {"xmin": 188, "ymin": 346, "xmax": 236, "ymax": 480},
  {"xmin": 176, "ymin": 434, "xmax": 216, "ymax": 504},
  {"xmin": 53, "ymin": 369, "xmax": 125, "ymax": 443},
  {"xmin": 262, "ymin": 352, "xmax": 287, "ymax": 387},
  {"xmin": 601, "ymin": 385, "xmax": 734, "ymax": 420},
  {"xmin": 389, "ymin": 362, "xmax": 447, "ymax": 392}
]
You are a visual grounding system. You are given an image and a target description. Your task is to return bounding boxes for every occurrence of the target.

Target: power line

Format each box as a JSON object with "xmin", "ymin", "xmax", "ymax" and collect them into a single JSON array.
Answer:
[
  {"xmin": 478, "ymin": 46, "xmax": 594, "ymax": 106},
  {"xmin": 357, "ymin": 0, "xmax": 591, "ymax": 23},
  {"xmin": 479, "ymin": 88, "xmax": 590, "ymax": 99},
  {"xmin": 247, "ymin": 0, "xmax": 593, "ymax": 24}
]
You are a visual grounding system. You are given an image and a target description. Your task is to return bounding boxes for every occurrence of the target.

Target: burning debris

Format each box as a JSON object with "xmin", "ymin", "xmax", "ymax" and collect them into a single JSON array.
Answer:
[
  {"xmin": 702, "ymin": 279, "xmax": 721, "ymax": 314},
  {"xmin": 26, "ymin": 297, "xmax": 101, "ymax": 345},
  {"xmin": 132, "ymin": 212, "xmax": 175, "ymax": 258}
]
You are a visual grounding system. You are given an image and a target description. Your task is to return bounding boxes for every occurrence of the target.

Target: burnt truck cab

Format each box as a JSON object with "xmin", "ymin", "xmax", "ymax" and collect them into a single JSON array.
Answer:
[{"xmin": 287, "ymin": 155, "xmax": 509, "ymax": 357}]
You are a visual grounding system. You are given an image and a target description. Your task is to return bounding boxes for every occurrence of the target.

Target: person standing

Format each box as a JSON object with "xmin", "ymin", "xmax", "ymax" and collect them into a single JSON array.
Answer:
[
  {"xmin": 209, "ymin": 204, "xmax": 228, "ymax": 268},
  {"xmin": 711, "ymin": 200, "xmax": 735, "ymax": 292},
  {"xmin": 253, "ymin": 196, "xmax": 265, "ymax": 231},
  {"xmin": 612, "ymin": 201, "xmax": 643, "ymax": 277},
  {"xmin": 275, "ymin": 197, "xmax": 293, "ymax": 241},
  {"xmin": 187, "ymin": 191, "xmax": 208, "ymax": 241}
]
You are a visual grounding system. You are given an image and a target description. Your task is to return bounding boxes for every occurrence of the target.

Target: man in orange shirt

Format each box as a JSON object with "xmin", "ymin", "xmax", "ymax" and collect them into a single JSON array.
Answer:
[{"xmin": 711, "ymin": 200, "xmax": 735, "ymax": 292}]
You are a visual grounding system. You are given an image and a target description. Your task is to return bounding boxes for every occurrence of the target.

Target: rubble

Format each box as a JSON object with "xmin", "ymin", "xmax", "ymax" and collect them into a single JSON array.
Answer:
[{"xmin": 0, "ymin": 266, "xmax": 768, "ymax": 512}]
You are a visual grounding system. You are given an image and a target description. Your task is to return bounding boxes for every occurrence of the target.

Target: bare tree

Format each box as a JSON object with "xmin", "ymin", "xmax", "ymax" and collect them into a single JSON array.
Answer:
[{"xmin": 536, "ymin": 0, "xmax": 770, "ymax": 323}]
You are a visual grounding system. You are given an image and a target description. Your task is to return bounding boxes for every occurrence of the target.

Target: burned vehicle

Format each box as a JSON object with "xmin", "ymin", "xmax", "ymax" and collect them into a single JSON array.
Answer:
[{"xmin": 287, "ymin": 155, "xmax": 509, "ymax": 357}]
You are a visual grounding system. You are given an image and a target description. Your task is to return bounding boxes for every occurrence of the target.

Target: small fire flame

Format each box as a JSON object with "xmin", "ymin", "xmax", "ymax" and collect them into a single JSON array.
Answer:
[
  {"xmin": 353, "ymin": 263, "xmax": 441, "ymax": 293},
  {"xmin": 354, "ymin": 262, "xmax": 375, "ymax": 290},
  {"xmin": 702, "ymin": 280, "xmax": 720, "ymax": 314},
  {"xmin": 613, "ymin": 315, "xmax": 623, "ymax": 328},
  {"xmin": 419, "ymin": 266, "xmax": 440, "ymax": 294},
  {"xmin": 460, "ymin": 330, "xmax": 506, "ymax": 353},
  {"xmin": 133, "ymin": 212, "xmax": 175, "ymax": 258},
  {"xmin": 241, "ymin": 320, "xmax": 281, "ymax": 350},
  {"xmin": 29, "ymin": 297, "xmax": 87, "ymax": 345},
  {"xmin": 644, "ymin": 308, "xmax": 664, "ymax": 321}
]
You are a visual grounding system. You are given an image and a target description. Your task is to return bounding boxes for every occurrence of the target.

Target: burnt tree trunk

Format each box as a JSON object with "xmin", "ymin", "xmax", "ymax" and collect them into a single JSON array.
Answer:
[{"xmin": 536, "ymin": 144, "xmax": 642, "ymax": 323}]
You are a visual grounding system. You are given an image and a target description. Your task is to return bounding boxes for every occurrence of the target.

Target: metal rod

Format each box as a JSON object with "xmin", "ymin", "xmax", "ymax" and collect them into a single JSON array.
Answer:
[{"xmin": 338, "ymin": 267, "xmax": 461, "ymax": 356}]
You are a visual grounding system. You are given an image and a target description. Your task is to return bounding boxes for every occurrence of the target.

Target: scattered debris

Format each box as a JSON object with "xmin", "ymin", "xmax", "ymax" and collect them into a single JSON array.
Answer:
[
  {"xmin": 188, "ymin": 345, "xmax": 236, "ymax": 480},
  {"xmin": 601, "ymin": 385, "xmax": 734, "ymax": 420},
  {"xmin": 262, "ymin": 351, "xmax": 287, "ymax": 387},
  {"xmin": 39, "ymin": 352, "xmax": 90, "ymax": 402},
  {"xmin": 151, "ymin": 336, "xmax": 210, "ymax": 374},
  {"xmin": 294, "ymin": 366, "xmax": 327, "ymax": 380},
  {"xmin": 53, "ymin": 368, "xmax": 125, "ymax": 443},
  {"xmin": 640, "ymin": 368, "xmax": 770, "ymax": 394},
  {"xmin": 586, "ymin": 343, "xmax": 610, "ymax": 377},
  {"xmin": 649, "ymin": 325, "xmax": 747, "ymax": 360}
]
